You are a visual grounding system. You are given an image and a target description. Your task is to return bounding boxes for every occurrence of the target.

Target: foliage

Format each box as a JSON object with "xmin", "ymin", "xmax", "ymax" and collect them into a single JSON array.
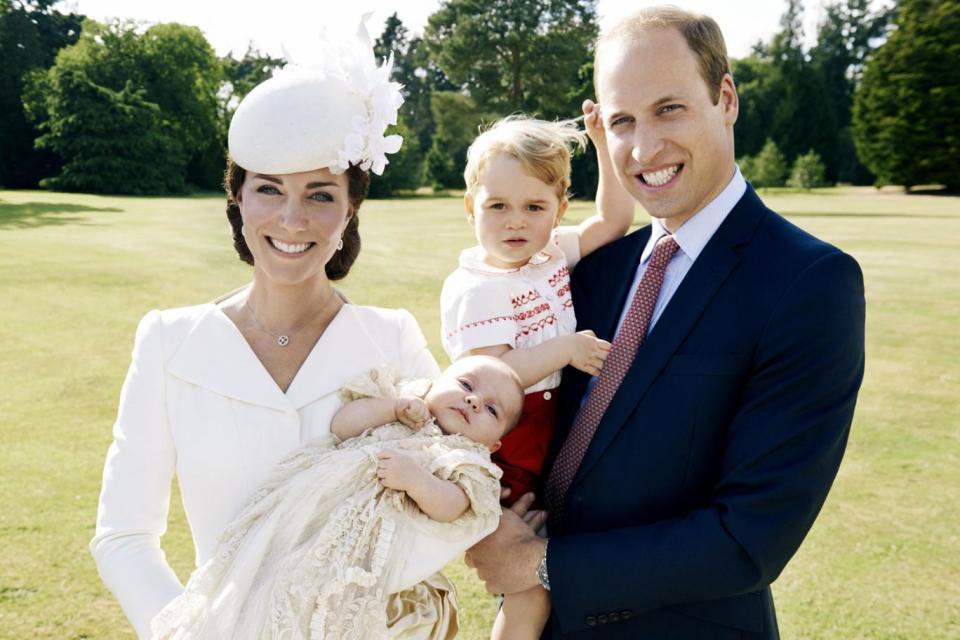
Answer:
[
  {"xmin": 368, "ymin": 116, "xmax": 423, "ymax": 197},
  {"xmin": 421, "ymin": 1, "xmax": 598, "ymax": 193},
  {"xmin": 23, "ymin": 19, "xmax": 223, "ymax": 194},
  {"xmin": 424, "ymin": 0, "xmax": 598, "ymax": 118},
  {"xmin": 425, "ymin": 91, "xmax": 491, "ymax": 190},
  {"xmin": 738, "ymin": 155, "xmax": 757, "ymax": 185},
  {"xmin": 0, "ymin": 0, "xmax": 83, "ymax": 187},
  {"xmin": 734, "ymin": 0, "xmax": 892, "ymax": 185},
  {"xmin": 788, "ymin": 150, "xmax": 828, "ymax": 189},
  {"xmin": 853, "ymin": 0, "xmax": 960, "ymax": 191},
  {"xmin": 752, "ymin": 138, "xmax": 788, "ymax": 188},
  {"xmin": 809, "ymin": 0, "xmax": 893, "ymax": 184}
]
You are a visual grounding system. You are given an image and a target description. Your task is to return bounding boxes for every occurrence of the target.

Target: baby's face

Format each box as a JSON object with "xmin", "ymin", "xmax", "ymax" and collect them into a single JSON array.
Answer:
[{"xmin": 425, "ymin": 357, "xmax": 523, "ymax": 451}]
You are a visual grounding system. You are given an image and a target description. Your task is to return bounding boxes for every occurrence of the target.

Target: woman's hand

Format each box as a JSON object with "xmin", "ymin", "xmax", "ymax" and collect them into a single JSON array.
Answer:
[
  {"xmin": 567, "ymin": 330, "xmax": 612, "ymax": 377},
  {"xmin": 395, "ymin": 396, "xmax": 430, "ymax": 430}
]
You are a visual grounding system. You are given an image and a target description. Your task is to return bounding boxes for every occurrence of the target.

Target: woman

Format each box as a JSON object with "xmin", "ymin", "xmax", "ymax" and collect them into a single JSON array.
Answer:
[{"xmin": 90, "ymin": 24, "xmax": 460, "ymax": 639}]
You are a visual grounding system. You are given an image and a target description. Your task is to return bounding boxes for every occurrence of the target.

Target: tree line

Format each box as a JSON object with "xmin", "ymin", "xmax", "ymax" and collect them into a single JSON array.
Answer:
[{"xmin": 0, "ymin": 0, "xmax": 956, "ymax": 196}]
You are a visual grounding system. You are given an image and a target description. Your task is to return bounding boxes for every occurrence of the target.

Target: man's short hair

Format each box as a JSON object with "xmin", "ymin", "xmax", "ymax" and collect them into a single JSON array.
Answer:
[{"xmin": 595, "ymin": 7, "xmax": 731, "ymax": 104}]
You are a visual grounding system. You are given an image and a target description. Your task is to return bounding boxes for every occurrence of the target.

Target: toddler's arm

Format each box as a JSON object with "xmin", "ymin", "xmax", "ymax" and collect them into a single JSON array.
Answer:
[
  {"xmin": 491, "ymin": 586, "xmax": 551, "ymax": 640},
  {"xmin": 377, "ymin": 450, "xmax": 470, "ymax": 522},
  {"xmin": 331, "ymin": 396, "xmax": 430, "ymax": 440},
  {"xmin": 575, "ymin": 99, "xmax": 636, "ymax": 259},
  {"xmin": 469, "ymin": 330, "xmax": 611, "ymax": 389}
]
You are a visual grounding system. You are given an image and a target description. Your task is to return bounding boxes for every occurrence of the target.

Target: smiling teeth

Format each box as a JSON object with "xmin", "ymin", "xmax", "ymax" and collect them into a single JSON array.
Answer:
[
  {"xmin": 642, "ymin": 165, "xmax": 680, "ymax": 186},
  {"xmin": 270, "ymin": 238, "xmax": 312, "ymax": 253}
]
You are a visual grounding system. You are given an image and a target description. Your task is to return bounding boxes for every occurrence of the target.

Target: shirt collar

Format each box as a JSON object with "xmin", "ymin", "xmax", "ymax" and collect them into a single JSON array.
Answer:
[
  {"xmin": 458, "ymin": 243, "xmax": 555, "ymax": 275},
  {"xmin": 640, "ymin": 165, "xmax": 747, "ymax": 264}
]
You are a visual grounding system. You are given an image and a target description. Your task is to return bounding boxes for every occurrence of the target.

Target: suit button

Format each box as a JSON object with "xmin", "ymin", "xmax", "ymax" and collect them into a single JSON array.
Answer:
[
  {"xmin": 586, "ymin": 616, "xmax": 597, "ymax": 626},
  {"xmin": 621, "ymin": 610, "xmax": 633, "ymax": 620},
  {"xmin": 598, "ymin": 614, "xmax": 608, "ymax": 624},
  {"xmin": 543, "ymin": 391, "xmax": 552, "ymax": 400},
  {"xmin": 609, "ymin": 612, "xmax": 620, "ymax": 622}
]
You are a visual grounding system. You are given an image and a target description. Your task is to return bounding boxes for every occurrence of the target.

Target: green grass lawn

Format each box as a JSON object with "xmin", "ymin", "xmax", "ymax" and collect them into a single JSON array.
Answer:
[{"xmin": 0, "ymin": 186, "xmax": 957, "ymax": 639}]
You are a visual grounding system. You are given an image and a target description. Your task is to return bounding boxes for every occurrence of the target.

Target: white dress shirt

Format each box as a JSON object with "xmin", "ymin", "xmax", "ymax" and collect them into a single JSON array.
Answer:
[
  {"xmin": 614, "ymin": 166, "xmax": 747, "ymax": 337},
  {"xmin": 90, "ymin": 302, "xmax": 441, "ymax": 639}
]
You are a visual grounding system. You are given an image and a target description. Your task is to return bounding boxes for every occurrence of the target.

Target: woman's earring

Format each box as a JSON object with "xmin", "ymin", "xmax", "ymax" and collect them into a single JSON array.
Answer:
[{"xmin": 336, "ymin": 235, "xmax": 344, "ymax": 251}]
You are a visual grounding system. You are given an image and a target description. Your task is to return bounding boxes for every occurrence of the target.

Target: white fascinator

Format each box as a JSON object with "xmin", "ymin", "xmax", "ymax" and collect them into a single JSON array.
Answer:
[{"xmin": 228, "ymin": 15, "xmax": 404, "ymax": 176}]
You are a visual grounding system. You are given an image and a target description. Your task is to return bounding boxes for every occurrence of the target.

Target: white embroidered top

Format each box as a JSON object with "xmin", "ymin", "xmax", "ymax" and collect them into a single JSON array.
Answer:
[{"xmin": 440, "ymin": 227, "xmax": 581, "ymax": 392}]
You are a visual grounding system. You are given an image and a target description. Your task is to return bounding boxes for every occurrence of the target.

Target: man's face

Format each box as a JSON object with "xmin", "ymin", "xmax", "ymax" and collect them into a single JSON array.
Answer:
[{"xmin": 597, "ymin": 27, "xmax": 738, "ymax": 232}]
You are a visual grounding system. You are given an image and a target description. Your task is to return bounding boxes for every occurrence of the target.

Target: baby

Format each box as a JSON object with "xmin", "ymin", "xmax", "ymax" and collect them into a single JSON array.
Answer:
[{"xmin": 151, "ymin": 356, "xmax": 524, "ymax": 640}]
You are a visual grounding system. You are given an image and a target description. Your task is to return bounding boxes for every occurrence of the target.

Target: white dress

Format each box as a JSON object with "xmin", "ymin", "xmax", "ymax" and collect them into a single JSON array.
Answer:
[
  {"xmin": 90, "ymin": 302, "xmax": 445, "ymax": 639},
  {"xmin": 149, "ymin": 367, "xmax": 502, "ymax": 640}
]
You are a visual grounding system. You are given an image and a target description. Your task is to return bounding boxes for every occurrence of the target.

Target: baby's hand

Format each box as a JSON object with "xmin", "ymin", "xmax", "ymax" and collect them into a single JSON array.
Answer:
[
  {"xmin": 395, "ymin": 396, "xmax": 430, "ymax": 430},
  {"xmin": 582, "ymin": 99, "xmax": 606, "ymax": 149},
  {"xmin": 376, "ymin": 449, "xmax": 427, "ymax": 492},
  {"xmin": 568, "ymin": 329, "xmax": 611, "ymax": 377}
]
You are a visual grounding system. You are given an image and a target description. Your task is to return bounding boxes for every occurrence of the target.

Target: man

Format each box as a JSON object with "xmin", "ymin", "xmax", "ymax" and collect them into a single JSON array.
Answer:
[{"xmin": 466, "ymin": 7, "xmax": 866, "ymax": 639}]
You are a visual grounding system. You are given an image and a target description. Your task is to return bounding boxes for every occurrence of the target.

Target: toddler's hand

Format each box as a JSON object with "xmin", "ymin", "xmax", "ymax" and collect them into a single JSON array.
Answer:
[
  {"xmin": 568, "ymin": 329, "xmax": 611, "ymax": 377},
  {"xmin": 582, "ymin": 99, "xmax": 607, "ymax": 149},
  {"xmin": 376, "ymin": 449, "xmax": 427, "ymax": 492},
  {"xmin": 395, "ymin": 396, "xmax": 430, "ymax": 430}
]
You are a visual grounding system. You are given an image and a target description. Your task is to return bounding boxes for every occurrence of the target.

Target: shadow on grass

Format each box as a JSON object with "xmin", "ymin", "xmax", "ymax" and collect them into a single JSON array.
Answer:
[{"xmin": 0, "ymin": 201, "xmax": 123, "ymax": 229}]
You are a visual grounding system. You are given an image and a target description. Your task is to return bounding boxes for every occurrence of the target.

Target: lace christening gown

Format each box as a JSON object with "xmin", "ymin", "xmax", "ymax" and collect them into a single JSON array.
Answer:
[{"xmin": 151, "ymin": 368, "xmax": 503, "ymax": 640}]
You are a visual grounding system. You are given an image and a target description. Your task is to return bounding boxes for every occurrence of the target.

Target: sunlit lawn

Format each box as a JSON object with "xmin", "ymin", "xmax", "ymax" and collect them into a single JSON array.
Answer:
[{"xmin": 0, "ymin": 186, "xmax": 957, "ymax": 638}]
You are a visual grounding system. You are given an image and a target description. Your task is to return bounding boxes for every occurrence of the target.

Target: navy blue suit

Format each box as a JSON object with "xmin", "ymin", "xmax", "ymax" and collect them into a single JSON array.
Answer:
[{"xmin": 542, "ymin": 187, "xmax": 865, "ymax": 639}]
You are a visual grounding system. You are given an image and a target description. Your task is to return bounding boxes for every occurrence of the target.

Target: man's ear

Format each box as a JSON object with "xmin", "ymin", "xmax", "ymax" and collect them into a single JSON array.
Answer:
[
  {"xmin": 488, "ymin": 440, "xmax": 501, "ymax": 454},
  {"xmin": 464, "ymin": 193, "xmax": 475, "ymax": 223},
  {"xmin": 720, "ymin": 73, "xmax": 739, "ymax": 126}
]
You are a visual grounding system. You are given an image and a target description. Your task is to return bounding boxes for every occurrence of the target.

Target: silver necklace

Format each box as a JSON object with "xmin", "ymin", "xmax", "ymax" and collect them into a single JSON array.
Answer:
[{"xmin": 244, "ymin": 288, "xmax": 338, "ymax": 347}]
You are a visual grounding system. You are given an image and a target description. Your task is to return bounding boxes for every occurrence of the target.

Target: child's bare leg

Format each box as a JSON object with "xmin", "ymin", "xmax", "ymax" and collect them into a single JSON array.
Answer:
[{"xmin": 490, "ymin": 587, "xmax": 551, "ymax": 640}]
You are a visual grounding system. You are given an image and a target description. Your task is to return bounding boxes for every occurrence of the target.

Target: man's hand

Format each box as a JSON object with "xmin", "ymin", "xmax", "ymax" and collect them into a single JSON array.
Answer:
[
  {"xmin": 395, "ymin": 396, "xmax": 431, "ymax": 430},
  {"xmin": 567, "ymin": 330, "xmax": 611, "ymax": 377},
  {"xmin": 376, "ymin": 449, "xmax": 428, "ymax": 492},
  {"xmin": 465, "ymin": 493, "xmax": 548, "ymax": 594}
]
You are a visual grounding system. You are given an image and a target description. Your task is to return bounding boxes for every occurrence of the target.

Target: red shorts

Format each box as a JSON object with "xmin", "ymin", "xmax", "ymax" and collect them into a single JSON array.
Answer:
[{"xmin": 492, "ymin": 389, "xmax": 557, "ymax": 507}]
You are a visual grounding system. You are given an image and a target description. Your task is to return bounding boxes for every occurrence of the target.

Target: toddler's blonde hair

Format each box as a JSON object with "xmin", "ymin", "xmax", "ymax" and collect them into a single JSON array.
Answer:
[{"xmin": 464, "ymin": 116, "xmax": 588, "ymax": 200}]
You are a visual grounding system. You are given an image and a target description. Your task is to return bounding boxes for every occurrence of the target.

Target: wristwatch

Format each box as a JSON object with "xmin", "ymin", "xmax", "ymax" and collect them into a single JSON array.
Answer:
[{"xmin": 536, "ymin": 541, "xmax": 550, "ymax": 591}]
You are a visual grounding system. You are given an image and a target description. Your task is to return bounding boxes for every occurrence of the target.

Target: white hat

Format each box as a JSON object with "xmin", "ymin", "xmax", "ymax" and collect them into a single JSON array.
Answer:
[{"xmin": 228, "ymin": 17, "xmax": 403, "ymax": 176}]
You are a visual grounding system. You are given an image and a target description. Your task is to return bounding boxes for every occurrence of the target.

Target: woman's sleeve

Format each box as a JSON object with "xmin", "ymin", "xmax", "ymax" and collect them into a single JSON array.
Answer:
[
  {"xmin": 440, "ymin": 281, "xmax": 517, "ymax": 361},
  {"xmin": 397, "ymin": 309, "xmax": 441, "ymax": 380},
  {"xmin": 89, "ymin": 310, "xmax": 184, "ymax": 639}
]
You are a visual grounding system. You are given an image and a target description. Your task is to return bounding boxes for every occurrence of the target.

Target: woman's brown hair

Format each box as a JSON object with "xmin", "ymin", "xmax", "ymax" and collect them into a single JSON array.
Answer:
[{"xmin": 224, "ymin": 159, "xmax": 370, "ymax": 280}]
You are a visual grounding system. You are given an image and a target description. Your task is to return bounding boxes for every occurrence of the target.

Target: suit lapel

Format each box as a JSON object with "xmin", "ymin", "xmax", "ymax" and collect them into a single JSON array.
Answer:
[{"xmin": 572, "ymin": 189, "xmax": 768, "ymax": 485}]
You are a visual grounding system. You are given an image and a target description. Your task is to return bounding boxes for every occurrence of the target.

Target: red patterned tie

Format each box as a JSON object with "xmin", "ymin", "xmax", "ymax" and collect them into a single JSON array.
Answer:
[{"xmin": 545, "ymin": 235, "xmax": 680, "ymax": 525}]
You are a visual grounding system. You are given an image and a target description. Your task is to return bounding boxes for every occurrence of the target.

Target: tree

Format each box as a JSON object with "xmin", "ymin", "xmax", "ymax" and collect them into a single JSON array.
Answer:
[
  {"xmin": 424, "ymin": 0, "xmax": 598, "ymax": 118},
  {"xmin": 752, "ymin": 139, "xmax": 788, "ymax": 188},
  {"xmin": 24, "ymin": 19, "xmax": 223, "ymax": 194},
  {"xmin": 368, "ymin": 115, "xmax": 423, "ymax": 197},
  {"xmin": 788, "ymin": 150, "xmax": 827, "ymax": 189},
  {"xmin": 810, "ymin": 0, "xmax": 893, "ymax": 183},
  {"xmin": 425, "ymin": 91, "xmax": 491, "ymax": 190},
  {"xmin": 853, "ymin": 0, "xmax": 960, "ymax": 191},
  {"xmin": 0, "ymin": 0, "xmax": 83, "ymax": 187}
]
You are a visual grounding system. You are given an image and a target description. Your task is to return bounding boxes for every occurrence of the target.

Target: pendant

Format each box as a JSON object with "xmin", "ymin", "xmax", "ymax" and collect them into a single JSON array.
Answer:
[{"xmin": 277, "ymin": 335, "xmax": 290, "ymax": 347}]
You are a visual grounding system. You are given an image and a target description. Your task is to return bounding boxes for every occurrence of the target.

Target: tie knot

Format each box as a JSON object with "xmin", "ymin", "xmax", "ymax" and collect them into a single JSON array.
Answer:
[{"xmin": 649, "ymin": 235, "xmax": 680, "ymax": 270}]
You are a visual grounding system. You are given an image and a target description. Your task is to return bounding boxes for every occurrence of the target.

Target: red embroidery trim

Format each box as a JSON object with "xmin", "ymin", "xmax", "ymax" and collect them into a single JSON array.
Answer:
[
  {"xmin": 548, "ymin": 267, "xmax": 570, "ymax": 288},
  {"xmin": 446, "ymin": 315, "xmax": 516, "ymax": 338},
  {"xmin": 511, "ymin": 290, "xmax": 542, "ymax": 308}
]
